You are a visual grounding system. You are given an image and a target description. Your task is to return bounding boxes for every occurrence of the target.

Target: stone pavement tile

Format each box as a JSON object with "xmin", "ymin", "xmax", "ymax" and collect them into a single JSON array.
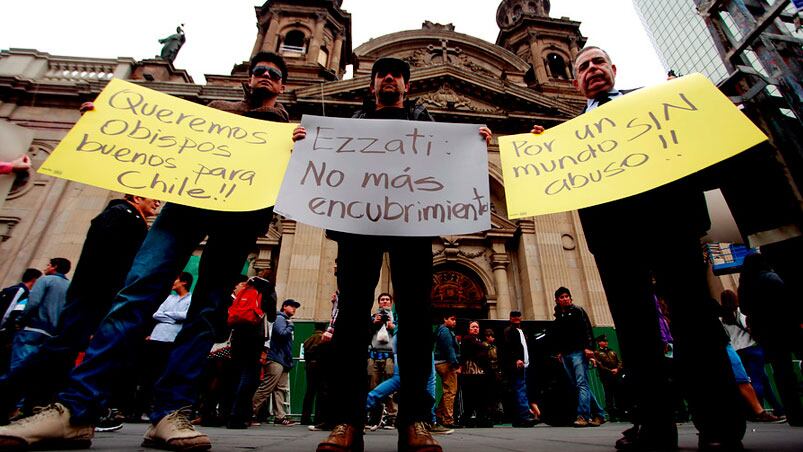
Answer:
[{"xmin": 73, "ymin": 421, "xmax": 803, "ymax": 451}]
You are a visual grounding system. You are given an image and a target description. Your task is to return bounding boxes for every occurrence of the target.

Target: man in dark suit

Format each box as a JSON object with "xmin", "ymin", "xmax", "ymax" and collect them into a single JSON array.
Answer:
[{"xmin": 533, "ymin": 46, "xmax": 745, "ymax": 450}]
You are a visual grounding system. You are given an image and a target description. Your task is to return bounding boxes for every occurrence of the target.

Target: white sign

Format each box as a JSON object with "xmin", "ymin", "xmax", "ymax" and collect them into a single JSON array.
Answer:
[{"xmin": 274, "ymin": 115, "xmax": 491, "ymax": 236}]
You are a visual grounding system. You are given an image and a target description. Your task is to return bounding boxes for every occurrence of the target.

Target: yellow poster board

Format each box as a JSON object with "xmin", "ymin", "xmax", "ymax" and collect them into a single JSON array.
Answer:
[
  {"xmin": 499, "ymin": 74, "xmax": 767, "ymax": 219},
  {"xmin": 38, "ymin": 79, "xmax": 297, "ymax": 211}
]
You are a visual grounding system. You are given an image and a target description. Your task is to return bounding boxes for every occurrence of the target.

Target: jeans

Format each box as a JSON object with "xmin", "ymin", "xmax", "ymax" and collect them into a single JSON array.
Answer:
[
  {"xmin": 737, "ymin": 346, "xmax": 783, "ymax": 415},
  {"xmin": 510, "ymin": 367, "xmax": 531, "ymax": 422},
  {"xmin": 367, "ymin": 354, "xmax": 437, "ymax": 424},
  {"xmin": 58, "ymin": 203, "xmax": 272, "ymax": 425},
  {"xmin": 563, "ymin": 351, "xmax": 606, "ymax": 420}
]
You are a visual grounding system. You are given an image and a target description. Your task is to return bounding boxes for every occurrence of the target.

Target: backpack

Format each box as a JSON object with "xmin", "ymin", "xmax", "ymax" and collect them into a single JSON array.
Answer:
[{"xmin": 227, "ymin": 285, "xmax": 264, "ymax": 327}]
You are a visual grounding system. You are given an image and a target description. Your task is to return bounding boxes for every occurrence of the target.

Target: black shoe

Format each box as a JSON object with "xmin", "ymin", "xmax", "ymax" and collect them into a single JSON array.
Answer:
[
  {"xmin": 95, "ymin": 409, "xmax": 124, "ymax": 432},
  {"xmin": 512, "ymin": 418, "xmax": 536, "ymax": 428},
  {"xmin": 698, "ymin": 436, "xmax": 744, "ymax": 451},
  {"xmin": 616, "ymin": 424, "xmax": 677, "ymax": 451},
  {"xmin": 226, "ymin": 419, "xmax": 249, "ymax": 429}
]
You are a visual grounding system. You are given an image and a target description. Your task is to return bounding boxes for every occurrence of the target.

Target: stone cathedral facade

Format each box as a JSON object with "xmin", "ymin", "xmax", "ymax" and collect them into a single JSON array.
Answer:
[{"xmin": 0, "ymin": 0, "xmax": 614, "ymax": 326}]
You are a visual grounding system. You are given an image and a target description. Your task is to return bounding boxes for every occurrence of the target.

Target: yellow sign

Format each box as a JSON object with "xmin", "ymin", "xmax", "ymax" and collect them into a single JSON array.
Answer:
[
  {"xmin": 38, "ymin": 79, "xmax": 296, "ymax": 211},
  {"xmin": 499, "ymin": 74, "xmax": 767, "ymax": 219}
]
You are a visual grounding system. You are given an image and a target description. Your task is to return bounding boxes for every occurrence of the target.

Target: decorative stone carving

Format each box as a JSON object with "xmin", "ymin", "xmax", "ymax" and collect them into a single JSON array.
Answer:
[
  {"xmin": 422, "ymin": 21, "xmax": 455, "ymax": 32},
  {"xmin": 418, "ymin": 82, "xmax": 502, "ymax": 114}
]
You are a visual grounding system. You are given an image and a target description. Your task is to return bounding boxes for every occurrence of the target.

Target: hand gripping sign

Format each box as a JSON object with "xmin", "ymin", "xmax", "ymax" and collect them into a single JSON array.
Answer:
[
  {"xmin": 499, "ymin": 74, "xmax": 767, "ymax": 219},
  {"xmin": 274, "ymin": 115, "xmax": 491, "ymax": 237},
  {"xmin": 38, "ymin": 79, "xmax": 297, "ymax": 211}
]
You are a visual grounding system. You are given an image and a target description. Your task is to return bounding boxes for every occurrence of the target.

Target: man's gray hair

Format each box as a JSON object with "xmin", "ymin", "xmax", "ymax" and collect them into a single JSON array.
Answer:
[{"xmin": 574, "ymin": 46, "xmax": 613, "ymax": 66}]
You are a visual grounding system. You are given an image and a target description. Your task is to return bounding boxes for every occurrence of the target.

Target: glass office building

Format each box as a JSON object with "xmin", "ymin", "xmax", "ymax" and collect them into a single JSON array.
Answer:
[{"xmin": 632, "ymin": 0, "xmax": 729, "ymax": 83}]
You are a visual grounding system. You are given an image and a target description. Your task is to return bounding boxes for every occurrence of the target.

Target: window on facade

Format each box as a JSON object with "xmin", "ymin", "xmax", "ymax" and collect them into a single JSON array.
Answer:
[
  {"xmin": 280, "ymin": 30, "xmax": 306, "ymax": 54},
  {"xmin": 547, "ymin": 53, "xmax": 569, "ymax": 80}
]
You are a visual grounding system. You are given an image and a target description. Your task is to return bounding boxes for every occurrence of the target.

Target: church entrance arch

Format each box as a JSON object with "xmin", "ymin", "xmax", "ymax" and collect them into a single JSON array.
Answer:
[{"xmin": 430, "ymin": 264, "xmax": 488, "ymax": 322}]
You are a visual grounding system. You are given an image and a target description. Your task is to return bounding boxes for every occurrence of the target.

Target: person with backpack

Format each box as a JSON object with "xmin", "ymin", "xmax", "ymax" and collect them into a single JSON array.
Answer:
[{"xmin": 226, "ymin": 273, "xmax": 276, "ymax": 429}]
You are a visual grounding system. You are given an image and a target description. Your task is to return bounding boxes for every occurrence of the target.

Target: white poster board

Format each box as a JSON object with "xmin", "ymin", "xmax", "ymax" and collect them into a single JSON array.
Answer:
[{"xmin": 274, "ymin": 115, "xmax": 491, "ymax": 236}]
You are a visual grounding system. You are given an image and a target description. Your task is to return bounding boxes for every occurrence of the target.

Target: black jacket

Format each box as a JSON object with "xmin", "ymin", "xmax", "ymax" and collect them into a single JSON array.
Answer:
[
  {"xmin": 551, "ymin": 304, "xmax": 594, "ymax": 355},
  {"xmin": 502, "ymin": 325, "xmax": 528, "ymax": 372}
]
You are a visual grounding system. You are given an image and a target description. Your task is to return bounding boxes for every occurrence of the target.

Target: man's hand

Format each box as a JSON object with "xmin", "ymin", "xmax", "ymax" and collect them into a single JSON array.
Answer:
[
  {"xmin": 479, "ymin": 126, "xmax": 492, "ymax": 145},
  {"xmin": 292, "ymin": 126, "xmax": 306, "ymax": 142},
  {"xmin": 531, "ymin": 124, "xmax": 545, "ymax": 134},
  {"xmin": 79, "ymin": 102, "xmax": 95, "ymax": 115},
  {"xmin": 322, "ymin": 330, "xmax": 333, "ymax": 343},
  {"xmin": 516, "ymin": 359, "xmax": 525, "ymax": 369},
  {"xmin": 373, "ymin": 313, "xmax": 384, "ymax": 324},
  {"xmin": 584, "ymin": 348, "xmax": 594, "ymax": 359},
  {"xmin": 611, "ymin": 368, "xmax": 619, "ymax": 376},
  {"xmin": 386, "ymin": 320, "xmax": 395, "ymax": 331},
  {"xmin": 10, "ymin": 155, "xmax": 31, "ymax": 173}
]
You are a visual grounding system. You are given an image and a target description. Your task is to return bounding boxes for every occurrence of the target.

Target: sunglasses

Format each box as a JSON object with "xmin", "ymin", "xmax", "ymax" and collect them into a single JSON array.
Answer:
[
  {"xmin": 251, "ymin": 66, "xmax": 283, "ymax": 81},
  {"xmin": 376, "ymin": 70, "xmax": 404, "ymax": 79}
]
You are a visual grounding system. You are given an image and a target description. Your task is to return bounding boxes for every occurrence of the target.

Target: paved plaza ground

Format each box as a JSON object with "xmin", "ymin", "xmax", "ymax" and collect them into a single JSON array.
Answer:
[{"xmin": 71, "ymin": 421, "xmax": 802, "ymax": 451}]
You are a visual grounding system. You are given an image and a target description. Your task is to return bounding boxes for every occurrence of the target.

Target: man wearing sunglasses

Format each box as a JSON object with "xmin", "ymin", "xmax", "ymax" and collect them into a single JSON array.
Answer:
[
  {"xmin": 295, "ymin": 57, "xmax": 490, "ymax": 452},
  {"xmin": 0, "ymin": 52, "xmax": 290, "ymax": 452}
]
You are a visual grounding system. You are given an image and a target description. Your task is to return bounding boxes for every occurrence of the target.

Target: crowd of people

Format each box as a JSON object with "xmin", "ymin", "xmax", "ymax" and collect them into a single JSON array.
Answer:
[{"xmin": 0, "ymin": 42, "xmax": 799, "ymax": 452}]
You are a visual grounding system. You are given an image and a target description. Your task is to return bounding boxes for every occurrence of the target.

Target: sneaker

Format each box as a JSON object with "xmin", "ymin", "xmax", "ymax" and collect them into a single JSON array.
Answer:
[
  {"xmin": 426, "ymin": 423, "xmax": 454, "ymax": 435},
  {"xmin": 750, "ymin": 410, "xmax": 786, "ymax": 423},
  {"xmin": 309, "ymin": 423, "xmax": 333, "ymax": 432},
  {"xmin": 573, "ymin": 416, "xmax": 589, "ymax": 427},
  {"xmin": 274, "ymin": 418, "xmax": 297, "ymax": 426},
  {"xmin": 142, "ymin": 406, "xmax": 211, "ymax": 451},
  {"xmin": 588, "ymin": 416, "xmax": 606, "ymax": 427},
  {"xmin": 95, "ymin": 409, "xmax": 124, "ymax": 432},
  {"xmin": 365, "ymin": 423, "xmax": 379, "ymax": 432},
  {"xmin": 0, "ymin": 403, "xmax": 94, "ymax": 450}
]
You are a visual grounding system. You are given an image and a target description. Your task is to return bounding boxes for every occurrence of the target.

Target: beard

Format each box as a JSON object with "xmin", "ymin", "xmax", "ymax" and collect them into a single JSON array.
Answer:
[
  {"xmin": 377, "ymin": 88, "xmax": 403, "ymax": 106},
  {"xmin": 250, "ymin": 84, "xmax": 280, "ymax": 104}
]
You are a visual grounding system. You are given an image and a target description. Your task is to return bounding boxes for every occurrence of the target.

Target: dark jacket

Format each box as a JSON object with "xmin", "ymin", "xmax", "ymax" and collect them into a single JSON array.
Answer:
[
  {"xmin": 594, "ymin": 347, "xmax": 622, "ymax": 380},
  {"xmin": 552, "ymin": 304, "xmax": 594, "ymax": 355},
  {"xmin": 502, "ymin": 324, "xmax": 528, "ymax": 372},
  {"xmin": 267, "ymin": 311, "xmax": 294, "ymax": 370},
  {"xmin": 460, "ymin": 333, "xmax": 490, "ymax": 374},
  {"xmin": 67, "ymin": 199, "xmax": 148, "ymax": 316},
  {"xmin": 351, "ymin": 98, "xmax": 434, "ymax": 122},
  {"xmin": 434, "ymin": 324, "xmax": 459, "ymax": 367}
]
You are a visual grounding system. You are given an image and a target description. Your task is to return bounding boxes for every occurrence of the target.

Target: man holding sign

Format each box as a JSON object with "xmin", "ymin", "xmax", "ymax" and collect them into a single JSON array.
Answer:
[
  {"xmin": 0, "ymin": 52, "xmax": 291, "ymax": 452},
  {"xmin": 293, "ymin": 57, "xmax": 490, "ymax": 452},
  {"xmin": 532, "ymin": 47, "xmax": 744, "ymax": 451}
]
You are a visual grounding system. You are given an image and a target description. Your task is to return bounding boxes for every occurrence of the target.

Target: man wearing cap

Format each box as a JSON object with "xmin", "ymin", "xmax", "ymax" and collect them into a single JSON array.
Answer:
[
  {"xmin": 593, "ymin": 334, "xmax": 625, "ymax": 421},
  {"xmin": 295, "ymin": 57, "xmax": 490, "ymax": 452},
  {"xmin": 252, "ymin": 299, "xmax": 299, "ymax": 426},
  {"xmin": 0, "ymin": 51, "xmax": 291, "ymax": 451}
]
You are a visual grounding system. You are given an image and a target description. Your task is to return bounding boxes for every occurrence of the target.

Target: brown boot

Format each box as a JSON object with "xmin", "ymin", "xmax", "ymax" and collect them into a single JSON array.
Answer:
[
  {"xmin": 398, "ymin": 421, "xmax": 443, "ymax": 452},
  {"xmin": 316, "ymin": 424, "xmax": 364, "ymax": 452}
]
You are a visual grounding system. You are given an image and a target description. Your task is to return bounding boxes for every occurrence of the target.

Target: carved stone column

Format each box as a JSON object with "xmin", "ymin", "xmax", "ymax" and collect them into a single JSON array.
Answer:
[
  {"xmin": 308, "ymin": 13, "xmax": 327, "ymax": 64},
  {"xmin": 491, "ymin": 241, "xmax": 512, "ymax": 320},
  {"xmin": 262, "ymin": 13, "xmax": 281, "ymax": 53},
  {"xmin": 528, "ymin": 34, "xmax": 548, "ymax": 82},
  {"xmin": 329, "ymin": 32, "xmax": 344, "ymax": 72}
]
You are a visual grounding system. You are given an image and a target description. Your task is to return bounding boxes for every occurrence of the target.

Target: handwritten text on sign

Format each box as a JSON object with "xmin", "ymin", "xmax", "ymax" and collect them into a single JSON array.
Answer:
[
  {"xmin": 38, "ymin": 79, "xmax": 296, "ymax": 211},
  {"xmin": 499, "ymin": 74, "xmax": 767, "ymax": 219},
  {"xmin": 274, "ymin": 115, "xmax": 491, "ymax": 236}
]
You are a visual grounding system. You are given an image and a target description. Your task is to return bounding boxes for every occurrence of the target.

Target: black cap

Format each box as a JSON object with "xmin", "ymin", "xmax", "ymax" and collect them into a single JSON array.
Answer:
[
  {"xmin": 596, "ymin": 334, "xmax": 608, "ymax": 342},
  {"xmin": 282, "ymin": 299, "xmax": 300, "ymax": 308},
  {"xmin": 371, "ymin": 57, "xmax": 411, "ymax": 82}
]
